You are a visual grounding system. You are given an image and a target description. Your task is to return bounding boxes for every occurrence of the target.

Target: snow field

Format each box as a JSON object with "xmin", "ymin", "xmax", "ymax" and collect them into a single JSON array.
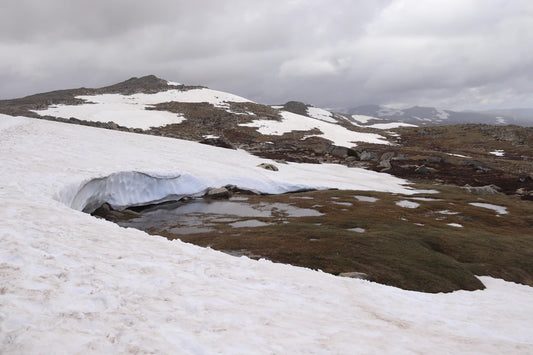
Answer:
[
  {"xmin": 1, "ymin": 115, "xmax": 532, "ymax": 353},
  {"xmin": 241, "ymin": 110, "xmax": 389, "ymax": 147},
  {"xmin": 33, "ymin": 88, "xmax": 251, "ymax": 129}
]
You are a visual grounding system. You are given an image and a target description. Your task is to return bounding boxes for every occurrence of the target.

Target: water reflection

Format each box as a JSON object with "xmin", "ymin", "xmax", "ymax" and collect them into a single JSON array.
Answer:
[{"xmin": 117, "ymin": 199, "xmax": 322, "ymax": 235}]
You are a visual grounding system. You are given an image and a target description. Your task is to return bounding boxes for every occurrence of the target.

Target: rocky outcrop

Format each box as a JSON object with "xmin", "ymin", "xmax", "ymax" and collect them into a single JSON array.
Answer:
[{"xmin": 461, "ymin": 184, "xmax": 501, "ymax": 195}]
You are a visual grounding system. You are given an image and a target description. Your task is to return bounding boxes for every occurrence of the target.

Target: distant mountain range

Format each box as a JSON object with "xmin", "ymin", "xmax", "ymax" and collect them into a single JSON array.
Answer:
[{"xmin": 341, "ymin": 105, "xmax": 533, "ymax": 127}]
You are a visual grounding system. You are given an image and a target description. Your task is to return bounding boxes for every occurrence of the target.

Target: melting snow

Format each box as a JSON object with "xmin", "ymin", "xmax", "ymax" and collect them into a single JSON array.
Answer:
[
  {"xmin": 469, "ymin": 202, "xmax": 508, "ymax": 215},
  {"xmin": 447, "ymin": 223, "xmax": 464, "ymax": 228},
  {"xmin": 395, "ymin": 200, "xmax": 420, "ymax": 209},
  {"xmin": 348, "ymin": 227, "xmax": 366, "ymax": 233},
  {"xmin": 489, "ymin": 150, "xmax": 505, "ymax": 157},
  {"xmin": 354, "ymin": 195, "xmax": 379, "ymax": 202},
  {"xmin": 447, "ymin": 153, "xmax": 472, "ymax": 158}
]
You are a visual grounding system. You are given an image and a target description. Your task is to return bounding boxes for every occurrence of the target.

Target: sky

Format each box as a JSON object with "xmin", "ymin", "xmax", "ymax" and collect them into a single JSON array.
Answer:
[{"xmin": 1, "ymin": 0, "xmax": 532, "ymax": 110}]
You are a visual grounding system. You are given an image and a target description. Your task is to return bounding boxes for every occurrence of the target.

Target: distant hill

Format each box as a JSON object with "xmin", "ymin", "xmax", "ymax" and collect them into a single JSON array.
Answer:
[{"xmin": 344, "ymin": 105, "xmax": 533, "ymax": 127}]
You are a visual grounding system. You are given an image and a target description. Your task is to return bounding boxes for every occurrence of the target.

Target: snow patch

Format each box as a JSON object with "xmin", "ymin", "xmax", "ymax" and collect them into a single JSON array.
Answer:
[
  {"xmin": 469, "ymin": 202, "xmax": 508, "ymax": 215},
  {"xmin": 307, "ymin": 106, "xmax": 337, "ymax": 123},
  {"xmin": 367, "ymin": 122, "xmax": 417, "ymax": 129},
  {"xmin": 354, "ymin": 195, "xmax": 379, "ymax": 202},
  {"xmin": 241, "ymin": 111, "xmax": 390, "ymax": 146},
  {"xmin": 447, "ymin": 223, "xmax": 463, "ymax": 228},
  {"xmin": 351, "ymin": 114, "xmax": 380, "ymax": 123},
  {"xmin": 395, "ymin": 200, "xmax": 420, "ymax": 209},
  {"xmin": 447, "ymin": 153, "xmax": 472, "ymax": 158},
  {"xmin": 489, "ymin": 150, "xmax": 505, "ymax": 157},
  {"xmin": 348, "ymin": 227, "xmax": 366, "ymax": 233},
  {"xmin": 33, "ymin": 88, "xmax": 250, "ymax": 129}
]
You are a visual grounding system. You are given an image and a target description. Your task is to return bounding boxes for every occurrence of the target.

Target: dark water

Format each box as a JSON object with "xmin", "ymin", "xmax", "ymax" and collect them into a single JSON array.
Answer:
[{"xmin": 117, "ymin": 198, "xmax": 322, "ymax": 235}]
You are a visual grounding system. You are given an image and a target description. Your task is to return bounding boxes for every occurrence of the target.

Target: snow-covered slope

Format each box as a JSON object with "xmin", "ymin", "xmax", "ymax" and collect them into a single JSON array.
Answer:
[
  {"xmin": 33, "ymin": 88, "xmax": 251, "ymax": 130},
  {"xmin": 1, "ymin": 115, "xmax": 533, "ymax": 353}
]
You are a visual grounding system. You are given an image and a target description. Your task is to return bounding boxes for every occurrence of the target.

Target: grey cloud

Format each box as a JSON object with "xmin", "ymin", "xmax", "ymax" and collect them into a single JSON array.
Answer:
[{"xmin": 1, "ymin": 0, "xmax": 532, "ymax": 112}]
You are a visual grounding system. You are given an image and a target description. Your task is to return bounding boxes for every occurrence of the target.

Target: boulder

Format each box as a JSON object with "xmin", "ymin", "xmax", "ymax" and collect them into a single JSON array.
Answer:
[
  {"xmin": 415, "ymin": 165, "xmax": 432, "ymax": 174},
  {"xmin": 199, "ymin": 137, "xmax": 236, "ymax": 150},
  {"xmin": 257, "ymin": 163, "xmax": 279, "ymax": 171},
  {"xmin": 205, "ymin": 187, "xmax": 231, "ymax": 199},
  {"xmin": 359, "ymin": 151, "xmax": 379, "ymax": 162},
  {"xmin": 328, "ymin": 145, "xmax": 357, "ymax": 159},
  {"xmin": 378, "ymin": 159, "xmax": 392, "ymax": 170}
]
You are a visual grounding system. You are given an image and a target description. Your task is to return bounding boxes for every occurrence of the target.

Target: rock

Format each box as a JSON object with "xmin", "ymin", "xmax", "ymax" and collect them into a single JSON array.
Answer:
[
  {"xmin": 199, "ymin": 137, "xmax": 236, "ymax": 149},
  {"xmin": 378, "ymin": 151, "xmax": 404, "ymax": 171},
  {"xmin": 121, "ymin": 209, "xmax": 142, "ymax": 218},
  {"xmin": 415, "ymin": 165, "xmax": 432, "ymax": 174},
  {"xmin": 345, "ymin": 156, "xmax": 357, "ymax": 162},
  {"xmin": 427, "ymin": 155, "xmax": 446, "ymax": 163},
  {"xmin": 460, "ymin": 160, "xmax": 493, "ymax": 170},
  {"xmin": 380, "ymin": 152, "xmax": 395, "ymax": 161},
  {"xmin": 205, "ymin": 187, "xmax": 231, "ymax": 199},
  {"xmin": 462, "ymin": 184, "xmax": 501, "ymax": 195},
  {"xmin": 329, "ymin": 145, "xmax": 349, "ymax": 158},
  {"xmin": 257, "ymin": 163, "xmax": 279, "ymax": 171},
  {"xmin": 516, "ymin": 188, "xmax": 528, "ymax": 195},
  {"xmin": 338, "ymin": 272, "xmax": 372, "ymax": 281},
  {"xmin": 359, "ymin": 151, "xmax": 379, "ymax": 162},
  {"xmin": 378, "ymin": 159, "xmax": 392, "ymax": 170},
  {"xmin": 328, "ymin": 145, "xmax": 357, "ymax": 159}
]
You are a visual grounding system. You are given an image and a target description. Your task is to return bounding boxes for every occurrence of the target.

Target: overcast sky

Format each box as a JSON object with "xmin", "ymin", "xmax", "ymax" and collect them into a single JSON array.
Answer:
[{"xmin": 1, "ymin": 0, "xmax": 532, "ymax": 110}]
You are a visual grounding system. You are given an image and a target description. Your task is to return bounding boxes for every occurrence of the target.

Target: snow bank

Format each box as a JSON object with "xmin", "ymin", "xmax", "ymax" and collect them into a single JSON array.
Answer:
[
  {"xmin": 1, "ymin": 115, "xmax": 532, "ymax": 354},
  {"xmin": 66, "ymin": 172, "xmax": 209, "ymax": 213},
  {"xmin": 241, "ymin": 110, "xmax": 389, "ymax": 146}
]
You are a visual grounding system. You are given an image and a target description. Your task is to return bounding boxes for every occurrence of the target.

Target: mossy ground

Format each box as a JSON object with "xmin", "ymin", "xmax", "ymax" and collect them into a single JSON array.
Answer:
[{"xmin": 133, "ymin": 183, "xmax": 533, "ymax": 293}]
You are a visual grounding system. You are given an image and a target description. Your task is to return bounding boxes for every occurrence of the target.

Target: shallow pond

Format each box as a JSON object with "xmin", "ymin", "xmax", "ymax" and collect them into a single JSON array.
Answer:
[{"xmin": 117, "ymin": 199, "xmax": 322, "ymax": 235}]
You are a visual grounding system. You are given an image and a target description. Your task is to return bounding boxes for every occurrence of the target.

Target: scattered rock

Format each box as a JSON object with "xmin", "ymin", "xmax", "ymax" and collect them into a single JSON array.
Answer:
[
  {"xmin": 205, "ymin": 187, "xmax": 231, "ymax": 199},
  {"xmin": 338, "ymin": 272, "xmax": 373, "ymax": 281},
  {"xmin": 359, "ymin": 151, "xmax": 379, "ymax": 162},
  {"xmin": 462, "ymin": 184, "xmax": 501, "ymax": 195},
  {"xmin": 257, "ymin": 163, "xmax": 279, "ymax": 171}
]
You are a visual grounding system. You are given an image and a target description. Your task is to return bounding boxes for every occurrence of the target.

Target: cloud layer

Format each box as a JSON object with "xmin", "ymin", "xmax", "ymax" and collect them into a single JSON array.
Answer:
[{"xmin": 1, "ymin": 0, "xmax": 532, "ymax": 110}]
